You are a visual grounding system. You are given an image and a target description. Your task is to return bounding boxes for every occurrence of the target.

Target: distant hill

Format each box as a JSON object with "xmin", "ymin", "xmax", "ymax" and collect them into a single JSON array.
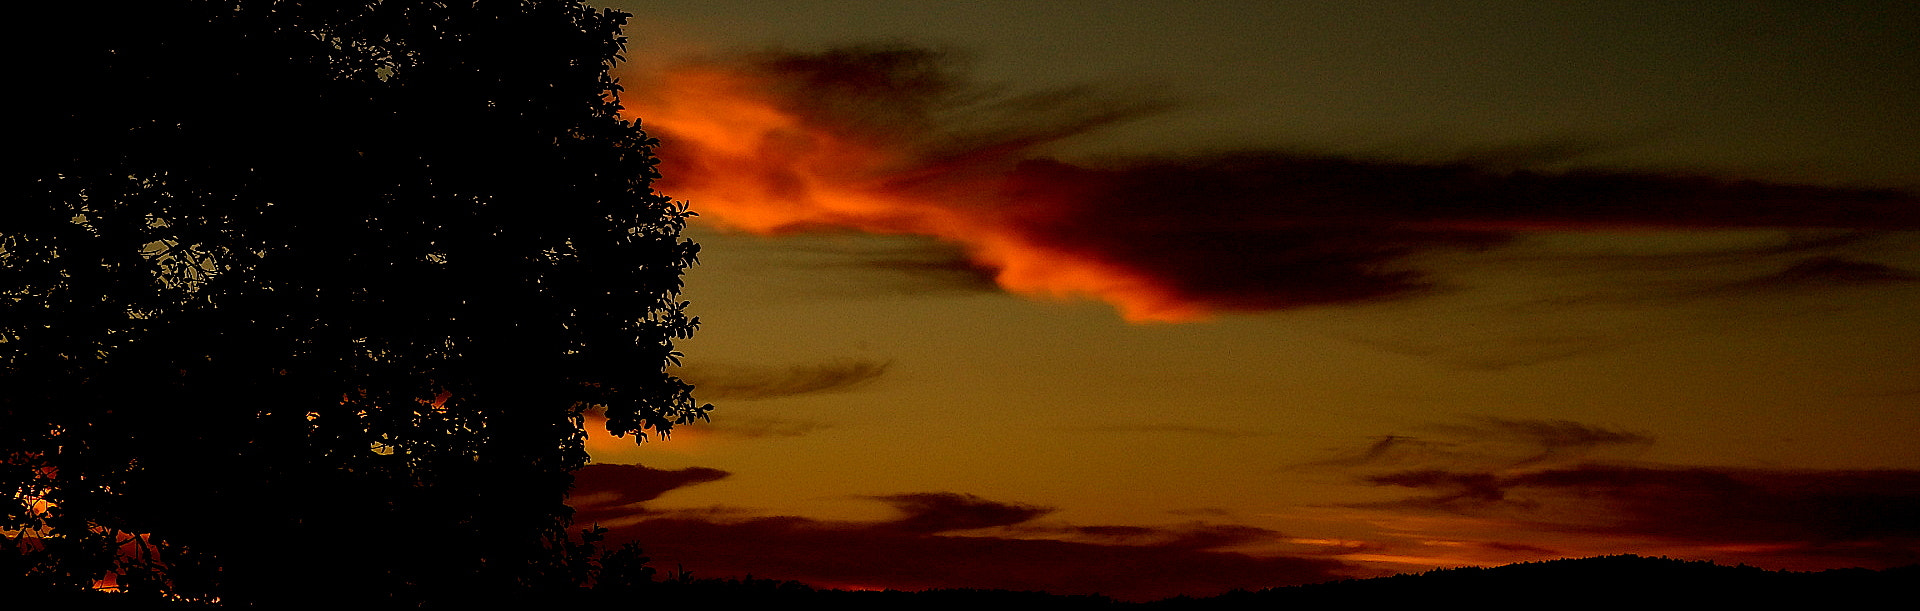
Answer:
[
  {"xmin": 1147, "ymin": 555, "xmax": 1916, "ymax": 610},
  {"xmin": 574, "ymin": 555, "xmax": 1915, "ymax": 609},
  {"xmin": 30, "ymin": 555, "xmax": 1915, "ymax": 609}
]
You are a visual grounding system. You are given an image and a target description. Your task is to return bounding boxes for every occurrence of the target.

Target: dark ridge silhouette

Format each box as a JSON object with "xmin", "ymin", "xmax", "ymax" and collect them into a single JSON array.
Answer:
[
  {"xmin": 25, "ymin": 555, "xmax": 1913, "ymax": 609},
  {"xmin": 1148, "ymin": 556, "xmax": 1917, "ymax": 610}
]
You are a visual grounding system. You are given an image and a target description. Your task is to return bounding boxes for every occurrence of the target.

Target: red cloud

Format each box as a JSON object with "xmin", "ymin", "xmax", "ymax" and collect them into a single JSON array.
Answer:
[
  {"xmin": 621, "ymin": 45, "xmax": 1920, "ymax": 322},
  {"xmin": 596, "ymin": 513, "xmax": 1349, "ymax": 602},
  {"xmin": 570, "ymin": 464, "xmax": 730, "ymax": 524},
  {"xmin": 566, "ymin": 471, "xmax": 1351, "ymax": 600}
]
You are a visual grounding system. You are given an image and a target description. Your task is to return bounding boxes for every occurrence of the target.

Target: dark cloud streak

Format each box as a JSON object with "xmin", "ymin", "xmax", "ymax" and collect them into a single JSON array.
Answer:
[
  {"xmin": 1363, "ymin": 465, "xmax": 1920, "ymax": 564},
  {"xmin": 869, "ymin": 492, "xmax": 1054, "ymax": 533},
  {"xmin": 601, "ymin": 513, "xmax": 1348, "ymax": 601},
  {"xmin": 570, "ymin": 463, "xmax": 731, "ymax": 525},
  {"xmin": 678, "ymin": 359, "xmax": 889, "ymax": 401},
  {"xmin": 631, "ymin": 44, "xmax": 1920, "ymax": 320},
  {"xmin": 1310, "ymin": 417, "xmax": 1652, "ymax": 469},
  {"xmin": 1719, "ymin": 256, "xmax": 1920, "ymax": 292},
  {"xmin": 566, "ymin": 471, "xmax": 1351, "ymax": 600},
  {"xmin": 1318, "ymin": 419, "xmax": 1920, "ymax": 567},
  {"xmin": 1069, "ymin": 423, "xmax": 1276, "ymax": 438},
  {"xmin": 705, "ymin": 417, "xmax": 832, "ymax": 439}
]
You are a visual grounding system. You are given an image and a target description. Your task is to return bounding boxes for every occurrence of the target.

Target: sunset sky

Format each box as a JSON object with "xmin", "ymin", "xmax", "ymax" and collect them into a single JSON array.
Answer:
[{"xmin": 568, "ymin": 1, "xmax": 1918, "ymax": 600}]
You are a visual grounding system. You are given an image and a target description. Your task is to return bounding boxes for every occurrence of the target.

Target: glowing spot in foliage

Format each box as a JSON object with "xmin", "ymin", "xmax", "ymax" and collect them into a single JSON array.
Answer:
[{"xmin": 583, "ymin": 408, "xmax": 707, "ymax": 464}]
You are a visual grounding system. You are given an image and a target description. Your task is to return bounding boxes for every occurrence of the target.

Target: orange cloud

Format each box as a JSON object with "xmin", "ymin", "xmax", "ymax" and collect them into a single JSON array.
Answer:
[
  {"xmin": 621, "ymin": 46, "xmax": 1919, "ymax": 322},
  {"xmin": 623, "ymin": 50, "xmax": 1197, "ymax": 320}
]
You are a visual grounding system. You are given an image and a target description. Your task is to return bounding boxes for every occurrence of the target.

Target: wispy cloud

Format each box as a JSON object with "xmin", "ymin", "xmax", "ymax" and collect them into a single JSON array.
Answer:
[
  {"xmin": 1717, "ymin": 256, "xmax": 1919, "ymax": 293},
  {"xmin": 703, "ymin": 416, "xmax": 832, "ymax": 439},
  {"xmin": 1314, "ymin": 417, "xmax": 1920, "ymax": 569},
  {"xmin": 570, "ymin": 463, "xmax": 731, "ymax": 523},
  {"xmin": 866, "ymin": 492, "xmax": 1054, "ymax": 534},
  {"xmin": 791, "ymin": 238, "xmax": 1002, "ymax": 295},
  {"xmin": 677, "ymin": 359, "xmax": 889, "ymax": 401},
  {"xmin": 567, "ymin": 473, "xmax": 1351, "ymax": 600},
  {"xmin": 1358, "ymin": 465, "xmax": 1920, "ymax": 567},
  {"xmin": 1068, "ymin": 423, "xmax": 1277, "ymax": 439},
  {"xmin": 1308, "ymin": 416, "xmax": 1653, "ymax": 469},
  {"xmin": 624, "ymin": 44, "xmax": 1920, "ymax": 321}
]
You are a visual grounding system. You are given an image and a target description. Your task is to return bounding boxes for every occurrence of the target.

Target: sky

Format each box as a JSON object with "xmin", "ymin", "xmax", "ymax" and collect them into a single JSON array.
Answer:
[{"xmin": 569, "ymin": 1, "xmax": 1919, "ymax": 600}]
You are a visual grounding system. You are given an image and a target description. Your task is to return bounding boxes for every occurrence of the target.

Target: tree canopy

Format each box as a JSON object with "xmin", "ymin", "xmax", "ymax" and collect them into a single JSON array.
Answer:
[{"xmin": 6, "ymin": 0, "xmax": 704, "ymax": 604}]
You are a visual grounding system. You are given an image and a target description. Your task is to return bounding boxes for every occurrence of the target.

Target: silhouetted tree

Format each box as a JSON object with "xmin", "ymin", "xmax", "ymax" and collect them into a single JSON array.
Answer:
[{"xmin": 6, "ymin": 0, "xmax": 704, "ymax": 605}]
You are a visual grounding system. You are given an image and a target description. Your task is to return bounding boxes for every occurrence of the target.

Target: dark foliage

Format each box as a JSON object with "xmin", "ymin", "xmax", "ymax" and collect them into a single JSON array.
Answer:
[{"xmin": 6, "ymin": 0, "xmax": 703, "ymax": 605}]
